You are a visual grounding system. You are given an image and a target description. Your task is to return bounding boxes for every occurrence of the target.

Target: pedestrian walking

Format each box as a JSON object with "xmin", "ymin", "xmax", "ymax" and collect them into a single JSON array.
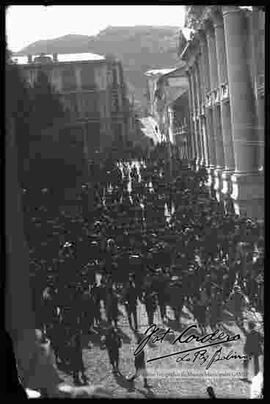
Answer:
[
  {"xmin": 228, "ymin": 285, "xmax": 246, "ymax": 325},
  {"xmin": 124, "ymin": 275, "xmax": 138, "ymax": 331},
  {"xmin": 142, "ymin": 288, "xmax": 157, "ymax": 326},
  {"xmin": 102, "ymin": 326, "xmax": 122, "ymax": 373},
  {"xmin": 128, "ymin": 335, "xmax": 150, "ymax": 388},
  {"xmin": 193, "ymin": 288, "xmax": 207, "ymax": 334},
  {"xmin": 105, "ymin": 285, "xmax": 119, "ymax": 327},
  {"xmin": 69, "ymin": 330, "xmax": 88, "ymax": 386},
  {"xmin": 243, "ymin": 321, "xmax": 263, "ymax": 381},
  {"xmin": 91, "ymin": 282, "xmax": 102, "ymax": 327}
]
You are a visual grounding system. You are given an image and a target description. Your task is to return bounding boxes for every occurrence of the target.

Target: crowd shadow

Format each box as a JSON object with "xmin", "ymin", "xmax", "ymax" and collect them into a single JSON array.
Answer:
[
  {"xmin": 113, "ymin": 372, "xmax": 136, "ymax": 392},
  {"xmin": 136, "ymin": 386, "xmax": 156, "ymax": 398}
]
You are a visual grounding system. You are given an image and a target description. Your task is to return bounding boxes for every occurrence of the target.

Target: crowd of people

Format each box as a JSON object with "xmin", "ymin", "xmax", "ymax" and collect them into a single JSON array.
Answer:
[{"xmin": 22, "ymin": 145, "xmax": 264, "ymax": 393}]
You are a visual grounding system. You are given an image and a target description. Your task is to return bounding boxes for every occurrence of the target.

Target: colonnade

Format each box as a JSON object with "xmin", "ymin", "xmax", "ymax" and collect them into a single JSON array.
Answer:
[{"xmin": 182, "ymin": 6, "xmax": 264, "ymax": 219}]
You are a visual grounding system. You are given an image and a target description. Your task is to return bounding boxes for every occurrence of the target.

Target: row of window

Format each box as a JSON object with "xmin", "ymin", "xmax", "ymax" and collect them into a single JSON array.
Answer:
[
  {"xmin": 25, "ymin": 63, "xmax": 124, "ymax": 94},
  {"xmin": 59, "ymin": 65, "xmax": 122, "ymax": 91},
  {"xmin": 63, "ymin": 93, "xmax": 100, "ymax": 118}
]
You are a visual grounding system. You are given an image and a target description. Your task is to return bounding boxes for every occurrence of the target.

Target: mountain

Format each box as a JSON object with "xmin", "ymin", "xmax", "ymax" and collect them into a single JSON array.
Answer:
[
  {"xmin": 16, "ymin": 26, "xmax": 181, "ymax": 111},
  {"xmin": 16, "ymin": 34, "xmax": 95, "ymax": 55}
]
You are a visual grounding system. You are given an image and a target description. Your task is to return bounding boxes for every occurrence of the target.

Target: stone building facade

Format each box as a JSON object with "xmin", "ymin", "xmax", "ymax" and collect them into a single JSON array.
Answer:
[
  {"xmin": 145, "ymin": 65, "xmax": 190, "ymax": 159},
  {"xmin": 179, "ymin": 5, "xmax": 264, "ymax": 219},
  {"xmin": 11, "ymin": 52, "xmax": 132, "ymax": 157}
]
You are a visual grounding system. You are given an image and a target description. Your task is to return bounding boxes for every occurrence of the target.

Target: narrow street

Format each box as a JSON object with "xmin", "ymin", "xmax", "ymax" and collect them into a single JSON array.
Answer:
[
  {"xmin": 54, "ymin": 159, "xmax": 263, "ymax": 399},
  {"xmin": 6, "ymin": 5, "xmax": 264, "ymax": 400},
  {"xmin": 57, "ymin": 297, "xmax": 262, "ymax": 398}
]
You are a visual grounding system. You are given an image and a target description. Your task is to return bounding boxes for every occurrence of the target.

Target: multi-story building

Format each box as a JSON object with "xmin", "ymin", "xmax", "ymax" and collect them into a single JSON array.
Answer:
[
  {"xmin": 11, "ymin": 52, "xmax": 133, "ymax": 214},
  {"xmin": 145, "ymin": 65, "xmax": 190, "ymax": 160},
  {"xmin": 11, "ymin": 52, "xmax": 131, "ymax": 157},
  {"xmin": 179, "ymin": 5, "xmax": 264, "ymax": 219}
]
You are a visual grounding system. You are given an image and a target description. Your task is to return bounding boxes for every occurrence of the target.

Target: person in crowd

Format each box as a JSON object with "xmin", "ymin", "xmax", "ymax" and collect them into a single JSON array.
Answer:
[
  {"xmin": 209, "ymin": 290, "xmax": 223, "ymax": 331},
  {"xmin": 23, "ymin": 147, "xmax": 263, "ymax": 397},
  {"xmin": 124, "ymin": 274, "xmax": 138, "ymax": 331},
  {"xmin": 153, "ymin": 269, "xmax": 167, "ymax": 322},
  {"xmin": 227, "ymin": 285, "xmax": 247, "ymax": 326},
  {"xmin": 91, "ymin": 282, "xmax": 102, "ymax": 328},
  {"xmin": 69, "ymin": 329, "xmax": 88, "ymax": 386},
  {"xmin": 102, "ymin": 326, "xmax": 122, "ymax": 374},
  {"xmin": 193, "ymin": 287, "xmax": 207, "ymax": 334},
  {"xmin": 141, "ymin": 286, "xmax": 157, "ymax": 326},
  {"xmin": 243, "ymin": 321, "xmax": 263, "ymax": 381},
  {"xmin": 105, "ymin": 285, "xmax": 119, "ymax": 328},
  {"xmin": 127, "ymin": 334, "xmax": 150, "ymax": 388}
]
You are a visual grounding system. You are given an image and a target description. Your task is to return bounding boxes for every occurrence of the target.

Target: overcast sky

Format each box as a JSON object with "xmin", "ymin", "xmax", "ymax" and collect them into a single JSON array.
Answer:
[{"xmin": 6, "ymin": 5, "xmax": 186, "ymax": 52}]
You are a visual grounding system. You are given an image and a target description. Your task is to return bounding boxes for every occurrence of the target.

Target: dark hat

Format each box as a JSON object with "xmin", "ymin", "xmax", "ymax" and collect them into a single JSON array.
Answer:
[{"xmin": 248, "ymin": 321, "xmax": 256, "ymax": 330}]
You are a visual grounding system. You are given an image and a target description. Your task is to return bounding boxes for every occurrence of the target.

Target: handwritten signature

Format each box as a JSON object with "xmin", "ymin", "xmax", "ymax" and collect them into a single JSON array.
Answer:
[
  {"xmin": 134, "ymin": 324, "xmax": 249, "ymax": 368},
  {"xmin": 176, "ymin": 347, "xmax": 249, "ymax": 369}
]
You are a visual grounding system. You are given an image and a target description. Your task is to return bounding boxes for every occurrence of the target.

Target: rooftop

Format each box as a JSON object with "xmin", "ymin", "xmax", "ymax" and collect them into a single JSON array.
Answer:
[{"xmin": 11, "ymin": 52, "xmax": 105, "ymax": 65}]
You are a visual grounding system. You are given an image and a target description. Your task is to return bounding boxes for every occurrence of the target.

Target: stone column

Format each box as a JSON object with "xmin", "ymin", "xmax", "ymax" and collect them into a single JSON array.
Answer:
[
  {"xmin": 196, "ymin": 53, "xmax": 209, "ymax": 168},
  {"xmin": 186, "ymin": 70, "xmax": 196, "ymax": 162},
  {"xmin": 251, "ymin": 8, "xmax": 264, "ymax": 172},
  {"xmin": 204, "ymin": 18, "xmax": 225, "ymax": 199},
  {"xmin": 200, "ymin": 30, "xmax": 216, "ymax": 187},
  {"xmin": 212, "ymin": 7, "xmax": 236, "ymax": 205},
  {"xmin": 205, "ymin": 106, "xmax": 215, "ymax": 168},
  {"xmin": 222, "ymin": 5, "xmax": 264, "ymax": 219},
  {"xmin": 188, "ymin": 66, "xmax": 201, "ymax": 167},
  {"xmin": 194, "ymin": 58, "xmax": 206, "ymax": 167}
]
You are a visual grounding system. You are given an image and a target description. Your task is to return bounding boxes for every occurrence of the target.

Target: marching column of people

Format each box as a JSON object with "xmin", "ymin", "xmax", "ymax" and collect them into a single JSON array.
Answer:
[{"xmin": 22, "ymin": 144, "xmax": 263, "ymax": 395}]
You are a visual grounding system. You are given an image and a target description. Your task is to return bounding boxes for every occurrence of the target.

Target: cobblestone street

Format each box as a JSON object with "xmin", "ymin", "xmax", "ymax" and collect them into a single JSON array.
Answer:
[{"xmin": 57, "ymin": 297, "xmax": 263, "ymax": 398}]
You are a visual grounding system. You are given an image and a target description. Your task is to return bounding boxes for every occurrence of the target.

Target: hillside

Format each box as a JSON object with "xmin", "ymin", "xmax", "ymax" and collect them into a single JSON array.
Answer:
[{"xmin": 16, "ymin": 26, "xmax": 181, "ymax": 110}]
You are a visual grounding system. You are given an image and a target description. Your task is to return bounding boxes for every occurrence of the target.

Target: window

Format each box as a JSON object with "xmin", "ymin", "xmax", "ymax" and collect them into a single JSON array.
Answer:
[
  {"xmin": 112, "ymin": 68, "xmax": 118, "ymax": 85},
  {"xmin": 111, "ymin": 93, "xmax": 119, "ymax": 112},
  {"xmin": 87, "ymin": 93, "xmax": 97, "ymax": 113},
  {"xmin": 81, "ymin": 93, "xmax": 98, "ymax": 118},
  {"xmin": 80, "ymin": 65, "xmax": 96, "ymax": 90},
  {"xmin": 62, "ymin": 67, "xmax": 76, "ymax": 91},
  {"xmin": 70, "ymin": 94, "xmax": 78, "ymax": 115}
]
